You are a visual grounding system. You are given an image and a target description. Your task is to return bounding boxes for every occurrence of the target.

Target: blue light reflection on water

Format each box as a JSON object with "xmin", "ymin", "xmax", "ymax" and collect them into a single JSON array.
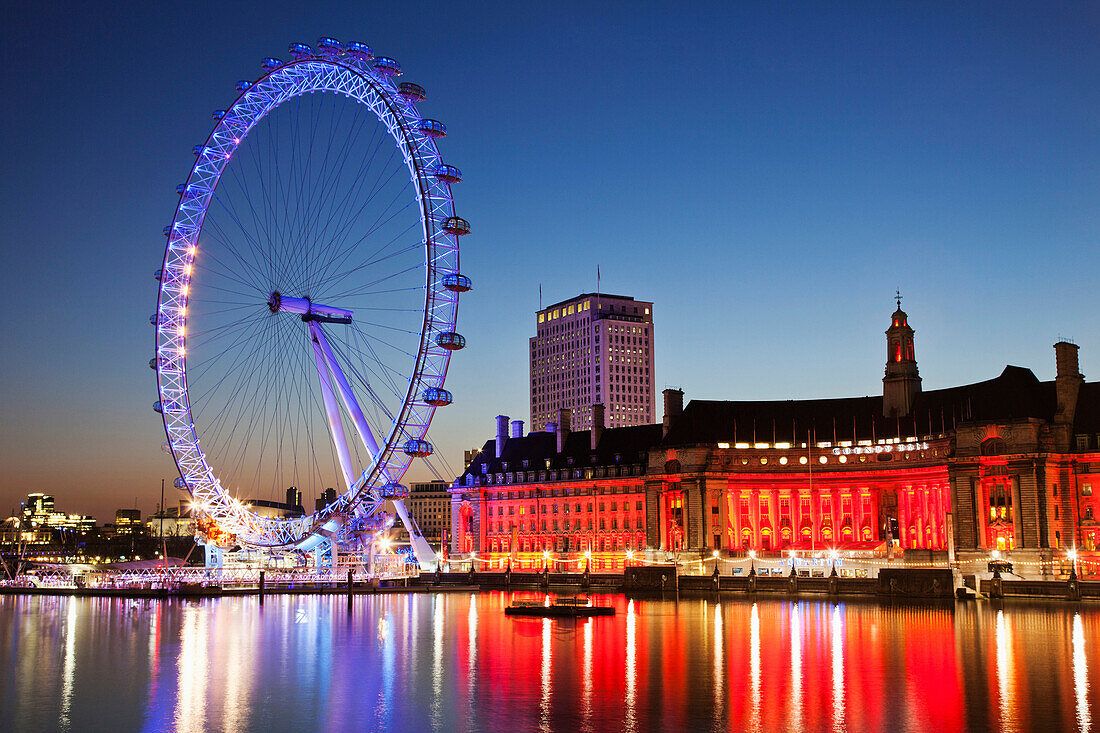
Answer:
[{"xmin": 1, "ymin": 592, "xmax": 1097, "ymax": 732}]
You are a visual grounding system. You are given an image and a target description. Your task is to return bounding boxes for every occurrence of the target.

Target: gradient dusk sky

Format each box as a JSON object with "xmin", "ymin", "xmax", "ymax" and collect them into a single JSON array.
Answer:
[{"xmin": 1, "ymin": 2, "xmax": 1098, "ymax": 521}]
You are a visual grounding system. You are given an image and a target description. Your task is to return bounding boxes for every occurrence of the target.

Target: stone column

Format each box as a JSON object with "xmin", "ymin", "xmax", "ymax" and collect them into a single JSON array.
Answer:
[
  {"xmin": 1014, "ymin": 472, "xmax": 1033, "ymax": 548},
  {"xmin": 950, "ymin": 465, "xmax": 981, "ymax": 550},
  {"xmin": 645, "ymin": 479, "xmax": 662, "ymax": 550}
]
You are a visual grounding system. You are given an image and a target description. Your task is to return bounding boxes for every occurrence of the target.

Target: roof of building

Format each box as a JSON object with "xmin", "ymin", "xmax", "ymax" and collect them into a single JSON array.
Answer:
[
  {"xmin": 662, "ymin": 365, "xmax": 1096, "ymax": 446},
  {"xmin": 541, "ymin": 292, "xmax": 644, "ymax": 311},
  {"xmin": 461, "ymin": 423, "xmax": 663, "ymax": 478}
]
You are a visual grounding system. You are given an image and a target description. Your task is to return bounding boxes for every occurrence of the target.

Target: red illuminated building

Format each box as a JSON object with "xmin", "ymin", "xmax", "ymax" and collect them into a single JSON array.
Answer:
[{"xmin": 453, "ymin": 302, "xmax": 1100, "ymax": 573}]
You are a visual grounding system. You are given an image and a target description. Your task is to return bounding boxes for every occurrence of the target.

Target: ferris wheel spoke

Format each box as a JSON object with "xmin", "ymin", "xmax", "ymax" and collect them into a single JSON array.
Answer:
[
  {"xmin": 323, "ymin": 273, "xmax": 424, "ymax": 305},
  {"xmin": 295, "ymin": 99, "xmax": 365, "ymax": 293},
  {"xmin": 197, "ymin": 226, "xmax": 274, "ymax": 299},
  {"xmin": 229, "ymin": 140, "xmax": 282, "ymax": 283},
  {"xmin": 186, "ymin": 316, "xmax": 271, "ymax": 396},
  {"xmin": 306, "ymin": 142, "xmax": 406, "ymax": 294},
  {"xmin": 188, "ymin": 327, "xmax": 274, "ymax": 415},
  {"xmin": 310, "ymin": 176, "xmax": 414, "ymax": 291},
  {"xmin": 207, "ymin": 181, "xmax": 281, "ymax": 290},
  {"xmin": 343, "ymin": 324, "xmax": 410, "ymax": 395},
  {"xmin": 310, "ymin": 239, "xmax": 421, "ymax": 295}
]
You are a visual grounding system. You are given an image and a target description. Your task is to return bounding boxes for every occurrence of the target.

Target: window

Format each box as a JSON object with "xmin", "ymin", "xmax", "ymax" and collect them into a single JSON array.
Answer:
[{"xmin": 1085, "ymin": 484, "xmax": 1093, "ymax": 497}]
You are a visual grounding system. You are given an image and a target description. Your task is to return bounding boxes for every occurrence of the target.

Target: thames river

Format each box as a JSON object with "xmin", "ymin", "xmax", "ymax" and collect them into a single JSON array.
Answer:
[{"xmin": 1, "ymin": 591, "xmax": 1095, "ymax": 732}]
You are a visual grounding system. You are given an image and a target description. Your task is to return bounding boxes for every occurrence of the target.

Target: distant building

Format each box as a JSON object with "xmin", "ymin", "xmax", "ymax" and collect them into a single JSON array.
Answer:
[
  {"xmin": 315, "ymin": 488, "xmax": 338, "ymax": 513},
  {"xmin": 530, "ymin": 292, "xmax": 654, "ymax": 431},
  {"xmin": 286, "ymin": 487, "xmax": 304, "ymax": 514},
  {"xmin": 114, "ymin": 509, "xmax": 142, "ymax": 535},
  {"xmin": 243, "ymin": 498, "xmax": 305, "ymax": 519},
  {"xmin": 145, "ymin": 502, "xmax": 195, "ymax": 537},
  {"xmin": 405, "ymin": 481, "xmax": 451, "ymax": 547},
  {"xmin": 18, "ymin": 493, "xmax": 95, "ymax": 534}
]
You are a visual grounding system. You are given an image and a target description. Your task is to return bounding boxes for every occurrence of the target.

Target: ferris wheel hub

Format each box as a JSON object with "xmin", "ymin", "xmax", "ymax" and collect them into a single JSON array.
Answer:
[{"xmin": 268, "ymin": 292, "xmax": 353, "ymax": 324}]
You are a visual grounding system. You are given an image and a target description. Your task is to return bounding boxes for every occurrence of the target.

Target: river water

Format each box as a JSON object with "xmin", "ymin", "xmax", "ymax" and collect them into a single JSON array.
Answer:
[{"xmin": 0, "ymin": 591, "xmax": 1095, "ymax": 732}]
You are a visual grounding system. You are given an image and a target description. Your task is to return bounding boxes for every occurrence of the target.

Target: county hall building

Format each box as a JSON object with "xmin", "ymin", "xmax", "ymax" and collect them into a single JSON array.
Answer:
[{"xmin": 452, "ymin": 302, "xmax": 1100, "ymax": 572}]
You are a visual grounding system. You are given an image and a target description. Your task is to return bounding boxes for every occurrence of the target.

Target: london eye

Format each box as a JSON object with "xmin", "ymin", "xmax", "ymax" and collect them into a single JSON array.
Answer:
[{"xmin": 152, "ymin": 38, "xmax": 470, "ymax": 567}]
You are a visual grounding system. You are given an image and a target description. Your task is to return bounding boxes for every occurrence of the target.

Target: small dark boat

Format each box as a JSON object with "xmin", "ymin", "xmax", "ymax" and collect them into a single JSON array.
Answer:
[{"xmin": 505, "ymin": 596, "xmax": 616, "ymax": 617}]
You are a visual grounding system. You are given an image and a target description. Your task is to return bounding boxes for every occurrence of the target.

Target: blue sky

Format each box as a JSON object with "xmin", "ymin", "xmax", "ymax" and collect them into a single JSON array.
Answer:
[{"xmin": 1, "ymin": 2, "xmax": 1097, "ymax": 519}]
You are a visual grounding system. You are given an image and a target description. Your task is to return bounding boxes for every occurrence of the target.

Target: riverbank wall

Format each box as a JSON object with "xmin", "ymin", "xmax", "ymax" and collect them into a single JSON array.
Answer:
[{"xmin": 4, "ymin": 568, "xmax": 1097, "ymax": 602}]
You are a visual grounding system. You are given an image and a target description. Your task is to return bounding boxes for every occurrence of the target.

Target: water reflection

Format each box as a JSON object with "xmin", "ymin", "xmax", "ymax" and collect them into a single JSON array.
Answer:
[
  {"xmin": 831, "ymin": 604, "xmax": 845, "ymax": 733},
  {"xmin": 1077, "ymin": 614, "xmax": 1092, "ymax": 732},
  {"xmin": 2, "ymin": 593, "xmax": 1099, "ymax": 732},
  {"xmin": 790, "ymin": 604, "xmax": 802, "ymax": 732},
  {"xmin": 624, "ymin": 599, "xmax": 636, "ymax": 733}
]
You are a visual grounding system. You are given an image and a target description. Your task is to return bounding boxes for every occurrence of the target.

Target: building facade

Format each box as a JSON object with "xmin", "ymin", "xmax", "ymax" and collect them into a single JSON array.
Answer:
[
  {"xmin": 404, "ymin": 480, "xmax": 452, "ymax": 548},
  {"xmin": 530, "ymin": 293, "xmax": 654, "ymax": 431},
  {"xmin": 457, "ymin": 303, "xmax": 1100, "ymax": 575},
  {"xmin": 452, "ymin": 407, "xmax": 656, "ymax": 569}
]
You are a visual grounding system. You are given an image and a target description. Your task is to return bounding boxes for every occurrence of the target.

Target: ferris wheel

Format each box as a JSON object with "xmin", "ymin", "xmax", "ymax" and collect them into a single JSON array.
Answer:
[{"xmin": 152, "ymin": 38, "xmax": 470, "ymax": 561}]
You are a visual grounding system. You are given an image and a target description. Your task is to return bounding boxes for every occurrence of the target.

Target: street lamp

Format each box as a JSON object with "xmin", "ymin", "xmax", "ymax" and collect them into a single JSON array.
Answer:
[{"xmin": 1068, "ymin": 548, "xmax": 1079, "ymax": 580}]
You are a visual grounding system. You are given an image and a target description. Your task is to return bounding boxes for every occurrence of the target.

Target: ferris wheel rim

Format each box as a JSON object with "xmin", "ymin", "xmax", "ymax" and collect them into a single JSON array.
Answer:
[{"xmin": 153, "ymin": 45, "xmax": 463, "ymax": 549}]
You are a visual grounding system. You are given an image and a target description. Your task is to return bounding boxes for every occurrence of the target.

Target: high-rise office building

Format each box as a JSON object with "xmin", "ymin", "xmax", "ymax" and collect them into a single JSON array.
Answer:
[{"xmin": 530, "ymin": 292, "xmax": 655, "ymax": 431}]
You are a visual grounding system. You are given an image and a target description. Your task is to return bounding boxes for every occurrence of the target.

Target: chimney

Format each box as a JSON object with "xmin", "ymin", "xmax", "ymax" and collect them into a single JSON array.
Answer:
[
  {"xmin": 556, "ymin": 408, "xmax": 571, "ymax": 453},
  {"xmin": 1054, "ymin": 341, "xmax": 1084, "ymax": 425},
  {"xmin": 591, "ymin": 403, "xmax": 605, "ymax": 451},
  {"xmin": 495, "ymin": 415, "xmax": 509, "ymax": 458},
  {"xmin": 510, "ymin": 420, "xmax": 524, "ymax": 439},
  {"xmin": 663, "ymin": 388, "xmax": 684, "ymax": 437}
]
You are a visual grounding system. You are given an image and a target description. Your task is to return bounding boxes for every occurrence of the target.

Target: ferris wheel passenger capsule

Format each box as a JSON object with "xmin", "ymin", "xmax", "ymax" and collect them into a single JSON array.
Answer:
[
  {"xmin": 261, "ymin": 57, "xmax": 282, "ymax": 71},
  {"xmin": 418, "ymin": 119, "xmax": 446, "ymax": 138},
  {"xmin": 212, "ymin": 109, "xmax": 227, "ymax": 121},
  {"xmin": 442, "ymin": 273, "xmax": 472, "ymax": 292},
  {"xmin": 288, "ymin": 43, "xmax": 313, "ymax": 59},
  {"xmin": 174, "ymin": 477, "xmax": 187, "ymax": 489},
  {"xmin": 154, "ymin": 269, "xmax": 164, "ymax": 281},
  {"xmin": 442, "ymin": 217, "xmax": 470, "ymax": 235},
  {"xmin": 372, "ymin": 56, "xmax": 402, "ymax": 76},
  {"xmin": 235, "ymin": 80, "xmax": 253, "ymax": 93},
  {"xmin": 345, "ymin": 41, "xmax": 373, "ymax": 60},
  {"xmin": 150, "ymin": 313, "xmax": 161, "ymax": 326},
  {"xmin": 398, "ymin": 82, "xmax": 426, "ymax": 101},
  {"xmin": 422, "ymin": 387, "xmax": 453, "ymax": 406},
  {"xmin": 316, "ymin": 37, "xmax": 343, "ymax": 56},
  {"xmin": 153, "ymin": 401, "xmax": 163, "ymax": 413},
  {"xmin": 433, "ymin": 164, "xmax": 462, "ymax": 184},
  {"xmin": 163, "ymin": 225, "xmax": 173, "ymax": 237},
  {"xmin": 435, "ymin": 332, "xmax": 466, "ymax": 350},
  {"xmin": 403, "ymin": 439, "xmax": 434, "ymax": 457},
  {"xmin": 380, "ymin": 483, "xmax": 409, "ymax": 499}
]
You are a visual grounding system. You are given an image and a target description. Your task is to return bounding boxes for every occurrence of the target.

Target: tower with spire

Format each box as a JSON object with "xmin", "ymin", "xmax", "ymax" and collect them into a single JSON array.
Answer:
[{"xmin": 882, "ymin": 291, "xmax": 921, "ymax": 417}]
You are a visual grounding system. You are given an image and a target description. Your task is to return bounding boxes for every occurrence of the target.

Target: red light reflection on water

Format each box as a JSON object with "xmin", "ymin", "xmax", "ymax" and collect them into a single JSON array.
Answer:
[{"xmin": 2, "ymin": 593, "xmax": 1099, "ymax": 732}]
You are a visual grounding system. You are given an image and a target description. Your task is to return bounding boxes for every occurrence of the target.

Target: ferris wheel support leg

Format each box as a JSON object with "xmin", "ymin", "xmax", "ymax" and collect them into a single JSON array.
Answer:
[
  {"xmin": 310, "ymin": 334, "xmax": 356, "ymax": 490},
  {"xmin": 392, "ymin": 498, "xmax": 439, "ymax": 571},
  {"xmin": 309, "ymin": 322, "xmax": 381, "ymax": 460}
]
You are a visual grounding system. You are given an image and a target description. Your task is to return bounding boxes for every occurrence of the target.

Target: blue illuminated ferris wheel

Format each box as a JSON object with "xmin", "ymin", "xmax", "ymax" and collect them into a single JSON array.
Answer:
[{"xmin": 152, "ymin": 38, "xmax": 471, "ymax": 560}]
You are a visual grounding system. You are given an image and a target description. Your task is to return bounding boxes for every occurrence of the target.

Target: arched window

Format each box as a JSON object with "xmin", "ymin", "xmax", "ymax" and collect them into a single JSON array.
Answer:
[{"xmin": 981, "ymin": 438, "xmax": 1006, "ymax": 456}]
